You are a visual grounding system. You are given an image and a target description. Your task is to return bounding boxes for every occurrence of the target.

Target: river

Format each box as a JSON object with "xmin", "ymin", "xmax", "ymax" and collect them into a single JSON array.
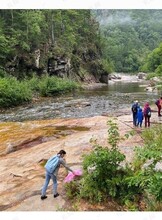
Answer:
[{"xmin": 0, "ymin": 74, "xmax": 158, "ymax": 122}]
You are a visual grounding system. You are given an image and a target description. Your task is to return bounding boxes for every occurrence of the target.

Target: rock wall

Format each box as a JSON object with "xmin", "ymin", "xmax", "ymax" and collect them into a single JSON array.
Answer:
[{"xmin": 5, "ymin": 44, "xmax": 108, "ymax": 83}]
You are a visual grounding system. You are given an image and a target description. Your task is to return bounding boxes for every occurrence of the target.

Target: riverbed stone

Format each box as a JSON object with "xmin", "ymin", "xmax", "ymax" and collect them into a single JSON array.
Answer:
[{"xmin": 0, "ymin": 107, "xmax": 162, "ymax": 211}]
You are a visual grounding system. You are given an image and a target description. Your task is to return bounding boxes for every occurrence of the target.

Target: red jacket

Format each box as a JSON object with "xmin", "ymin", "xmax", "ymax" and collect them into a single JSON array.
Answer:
[{"xmin": 143, "ymin": 103, "xmax": 151, "ymax": 116}]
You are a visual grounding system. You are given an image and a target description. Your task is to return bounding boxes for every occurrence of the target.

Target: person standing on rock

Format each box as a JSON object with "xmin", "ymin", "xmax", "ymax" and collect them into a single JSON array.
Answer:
[
  {"xmin": 137, "ymin": 107, "xmax": 144, "ymax": 127},
  {"xmin": 155, "ymin": 97, "xmax": 162, "ymax": 116},
  {"xmin": 41, "ymin": 149, "xmax": 74, "ymax": 200},
  {"xmin": 143, "ymin": 102, "xmax": 151, "ymax": 127},
  {"xmin": 131, "ymin": 100, "xmax": 139, "ymax": 127}
]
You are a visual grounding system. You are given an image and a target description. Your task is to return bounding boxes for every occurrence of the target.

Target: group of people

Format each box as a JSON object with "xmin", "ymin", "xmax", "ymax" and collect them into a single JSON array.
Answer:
[{"xmin": 131, "ymin": 97, "xmax": 162, "ymax": 128}]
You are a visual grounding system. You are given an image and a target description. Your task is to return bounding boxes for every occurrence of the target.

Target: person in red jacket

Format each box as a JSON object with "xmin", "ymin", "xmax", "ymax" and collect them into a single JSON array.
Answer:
[
  {"xmin": 155, "ymin": 97, "xmax": 162, "ymax": 116},
  {"xmin": 143, "ymin": 102, "xmax": 151, "ymax": 127}
]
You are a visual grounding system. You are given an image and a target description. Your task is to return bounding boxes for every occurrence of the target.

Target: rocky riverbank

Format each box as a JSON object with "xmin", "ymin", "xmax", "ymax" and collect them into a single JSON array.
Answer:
[{"xmin": 0, "ymin": 104, "xmax": 162, "ymax": 211}]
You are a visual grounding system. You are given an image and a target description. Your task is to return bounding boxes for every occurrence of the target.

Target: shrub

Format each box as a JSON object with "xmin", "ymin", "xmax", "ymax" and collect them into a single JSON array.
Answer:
[
  {"xmin": 80, "ymin": 145, "xmax": 127, "ymax": 203},
  {"xmin": 64, "ymin": 119, "xmax": 162, "ymax": 210},
  {"xmin": 0, "ymin": 69, "xmax": 8, "ymax": 78},
  {"xmin": 64, "ymin": 179, "xmax": 81, "ymax": 200},
  {"xmin": 79, "ymin": 120, "xmax": 135, "ymax": 204},
  {"xmin": 133, "ymin": 125, "xmax": 162, "ymax": 203},
  {"xmin": 0, "ymin": 75, "xmax": 80, "ymax": 108},
  {"xmin": 28, "ymin": 75, "xmax": 40, "ymax": 92},
  {"xmin": 155, "ymin": 64, "xmax": 162, "ymax": 76},
  {"xmin": 80, "ymin": 120, "xmax": 162, "ymax": 208},
  {"xmin": 0, "ymin": 77, "xmax": 32, "ymax": 108},
  {"xmin": 36, "ymin": 76, "xmax": 79, "ymax": 97},
  {"xmin": 145, "ymin": 72, "xmax": 157, "ymax": 80}
]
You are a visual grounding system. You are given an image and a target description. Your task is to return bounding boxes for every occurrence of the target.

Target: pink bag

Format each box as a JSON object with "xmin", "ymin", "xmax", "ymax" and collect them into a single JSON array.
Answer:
[{"xmin": 64, "ymin": 169, "xmax": 82, "ymax": 183}]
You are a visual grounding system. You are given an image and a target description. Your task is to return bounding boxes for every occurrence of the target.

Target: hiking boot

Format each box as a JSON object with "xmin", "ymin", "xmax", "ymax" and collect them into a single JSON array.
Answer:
[
  {"xmin": 41, "ymin": 195, "xmax": 47, "ymax": 200},
  {"xmin": 54, "ymin": 193, "xmax": 59, "ymax": 198}
]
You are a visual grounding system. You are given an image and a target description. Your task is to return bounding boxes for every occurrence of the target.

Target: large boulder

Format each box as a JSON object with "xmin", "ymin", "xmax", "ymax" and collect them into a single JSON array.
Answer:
[
  {"xmin": 138, "ymin": 72, "xmax": 146, "ymax": 79},
  {"xmin": 99, "ymin": 73, "xmax": 109, "ymax": 84}
]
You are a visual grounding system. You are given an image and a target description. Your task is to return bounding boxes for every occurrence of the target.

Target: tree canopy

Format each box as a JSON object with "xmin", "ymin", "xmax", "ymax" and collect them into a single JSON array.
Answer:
[
  {"xmin": 0, "ymin": 9, "xmax": 107, "ymax": 80},
  {"xmin": 94, "ymin": 9, "xmax": 162, "ymax": 73}
]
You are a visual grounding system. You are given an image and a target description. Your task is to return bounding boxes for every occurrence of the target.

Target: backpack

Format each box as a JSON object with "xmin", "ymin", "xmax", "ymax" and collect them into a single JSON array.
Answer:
[
  {"xmin": 155, "ymin": 99, "xmax": 159, "ymax": 106},
  {"xmin": 132, "ymin": 104, "xmax": 137, "ymax": 113},
  {"xmin": 146, "ymin": 107, "xmax": 151, "ymax": 117},
  {"xmin": 45, "ymin": 155, "xmax": 60, "ymax": 173}
]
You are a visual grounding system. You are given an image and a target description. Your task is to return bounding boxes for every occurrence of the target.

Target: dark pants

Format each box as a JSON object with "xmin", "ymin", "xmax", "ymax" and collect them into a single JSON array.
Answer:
[
  {"xmin": 144, "ymin": 116, "xmax": 150, "ymax": 127},
  {"xmin": 137, "ymin": 121, "xmax": 143, "ymax": 127},
  {"xmin": 158, "ymin": 105, "xmax": 161, "ymax": 116},
  {"xmin": 133, "ymin": 113, "xmax": 137, "ymax": 126}
]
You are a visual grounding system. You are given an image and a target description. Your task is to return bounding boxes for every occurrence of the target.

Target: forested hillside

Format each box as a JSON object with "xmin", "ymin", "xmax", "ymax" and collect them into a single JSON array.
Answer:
[
  {"xmin": 2, "ymin": 10, "xmax": 162, "ymax": 79},
  {"xmin": 1, "ymin": 9, "xmax": 162, "ymax": 108},
  {"xmin": 94, "ymin": 9, "xmax": 162, "ymax": 73},
  {"xmin": 0, "ymin": 10, "xmax": 107, "ymax": 81}
]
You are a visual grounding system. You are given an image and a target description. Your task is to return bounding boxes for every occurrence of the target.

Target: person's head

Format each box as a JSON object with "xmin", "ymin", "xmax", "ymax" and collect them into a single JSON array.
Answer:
[
  {"xmin": 145, "ymin": 102, "xmax": 149, "ymax": 107},
  {"xmin": 161, "ymin": 97, "xmax": 162, "ymax": 100},
  {"xmin": 58, "ymin": 149, "xmax": 66, "ymax": 158}
]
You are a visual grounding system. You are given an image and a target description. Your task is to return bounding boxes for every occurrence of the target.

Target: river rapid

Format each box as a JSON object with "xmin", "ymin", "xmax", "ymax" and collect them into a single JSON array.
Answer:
[{"xmin": 0, "ymin": 74, "xmax": 158, "ymax": 122}]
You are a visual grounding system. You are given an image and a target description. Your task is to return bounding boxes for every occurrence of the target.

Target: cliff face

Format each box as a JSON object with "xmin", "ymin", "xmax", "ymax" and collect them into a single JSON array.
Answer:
[
  {"xmin": 6, "ymin": 44, "xmax": 108, "ymax": 83},
  {"xmin": 0, "ymin": 10, "xmax": 109, "ymax": 83}
]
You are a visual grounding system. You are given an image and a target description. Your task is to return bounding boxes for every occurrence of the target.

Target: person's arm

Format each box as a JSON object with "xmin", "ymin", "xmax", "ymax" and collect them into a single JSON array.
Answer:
[
  {"xmin": 60, "ymin": 158, "xmax": 74, "ymax": 173},
  {"xmin": 131, "ymin": 105, "xmax": 133, "ymax": 112}
]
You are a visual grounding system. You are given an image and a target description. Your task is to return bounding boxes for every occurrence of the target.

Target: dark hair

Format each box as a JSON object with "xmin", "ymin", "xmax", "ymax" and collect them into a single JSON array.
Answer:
[{"xmin": 58, "ymin": 150, "xmax": 66, "ymax": 155}]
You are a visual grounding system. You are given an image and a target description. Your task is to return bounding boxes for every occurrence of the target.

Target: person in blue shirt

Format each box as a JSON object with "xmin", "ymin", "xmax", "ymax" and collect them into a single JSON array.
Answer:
[
  {"xmin": 131, "ymin": 100, "xmax": 139, "ymax": 126},
  {"xmin": 137, "ymin": 107, "xmax": 144, "ymax": 127},
  {"xmin": 41, "ymin": 150, "xmax": 74, "ymax": 200}
]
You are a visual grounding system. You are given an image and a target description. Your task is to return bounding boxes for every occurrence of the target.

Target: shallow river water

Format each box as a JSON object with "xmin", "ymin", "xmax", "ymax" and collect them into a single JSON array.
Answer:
[{"xmin": 0, "ymin": 74, "xmax": 158, "ymax": 122}]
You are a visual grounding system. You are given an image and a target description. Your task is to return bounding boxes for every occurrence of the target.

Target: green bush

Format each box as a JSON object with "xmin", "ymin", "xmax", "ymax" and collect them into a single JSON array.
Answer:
[
  {"xmin": 145, "ymin": 72, "xmax": 157, "ymax": 80},
  {"xmin": 0, "ymin": 69, "xmax": 8, "ymax": 78},
  {"xmin": 64, "ymin": 119, "xmax": 162, "ymax": 210},
  {"xmin": 101, "ymin": 59, "xmax": 114, "ymax": 73},
  {"xmin": 36, "ymin": 76, "xmax": 79, "ymax": 97},
  {"xmin": 133, "ymin": 125, "xmax": 162, "ymax": 203},
  {"xmin": 79, "ymin": 120, "xmax": 138, "ymax": 204},
  {"xmin": 80, "ymin": 120, "xmax": 162, "ymax": 208},
  {"xmin": 155, "ymin": 64, "xmax": 162, "ymax": 76},
  {"xmin": 64, "ymin": 179, "xmax": 81, "ymax": 200},
  {"xmin": 80, "ymin": 145, "xmax": 127, "ymax": 203},
  {"xmin": 156, "ymin": 84, "xmax": 162, "ymax": 93},
  {"xmin": 0, "ymin": 77, "xmax": 32, "ymax": 108},
  {"xmin": 27, "ymin": 75, "xmax": 40, "ymax": 92},
  {"xmin": 0, "ymin": 75, "xmax": 80, "ymax": 108}
]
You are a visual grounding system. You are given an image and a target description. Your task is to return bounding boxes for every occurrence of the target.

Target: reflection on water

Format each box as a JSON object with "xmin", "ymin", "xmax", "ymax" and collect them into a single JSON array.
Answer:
[{"xmin": 0, "ymin": 80, "xmax": 158, "ymax": 122}]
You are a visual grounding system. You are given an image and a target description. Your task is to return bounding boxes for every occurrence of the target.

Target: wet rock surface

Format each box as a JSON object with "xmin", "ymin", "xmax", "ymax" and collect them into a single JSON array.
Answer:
[{"xmin": 1, "ymin": 105, "xmax": 162, "ymax": 211}]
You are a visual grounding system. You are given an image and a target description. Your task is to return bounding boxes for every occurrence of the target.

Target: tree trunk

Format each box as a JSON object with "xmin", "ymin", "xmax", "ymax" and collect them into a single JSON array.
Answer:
[
  {"xmin": 51, "ymin": 12, "xmax": 55, "ymax": 44},
  {"xmin": 11, "ymin": 10, "xmax": 13, "ymax": 27}
]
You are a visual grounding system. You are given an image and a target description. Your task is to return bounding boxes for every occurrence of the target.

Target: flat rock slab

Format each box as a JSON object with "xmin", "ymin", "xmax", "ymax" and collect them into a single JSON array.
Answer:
[
  {"xmin": 0, "ymin": 108, "xmax": 161, "ymax": 211},
  {"xmin": 7, "ymin": 194, "xmax": 65, "ymax": 211}
]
